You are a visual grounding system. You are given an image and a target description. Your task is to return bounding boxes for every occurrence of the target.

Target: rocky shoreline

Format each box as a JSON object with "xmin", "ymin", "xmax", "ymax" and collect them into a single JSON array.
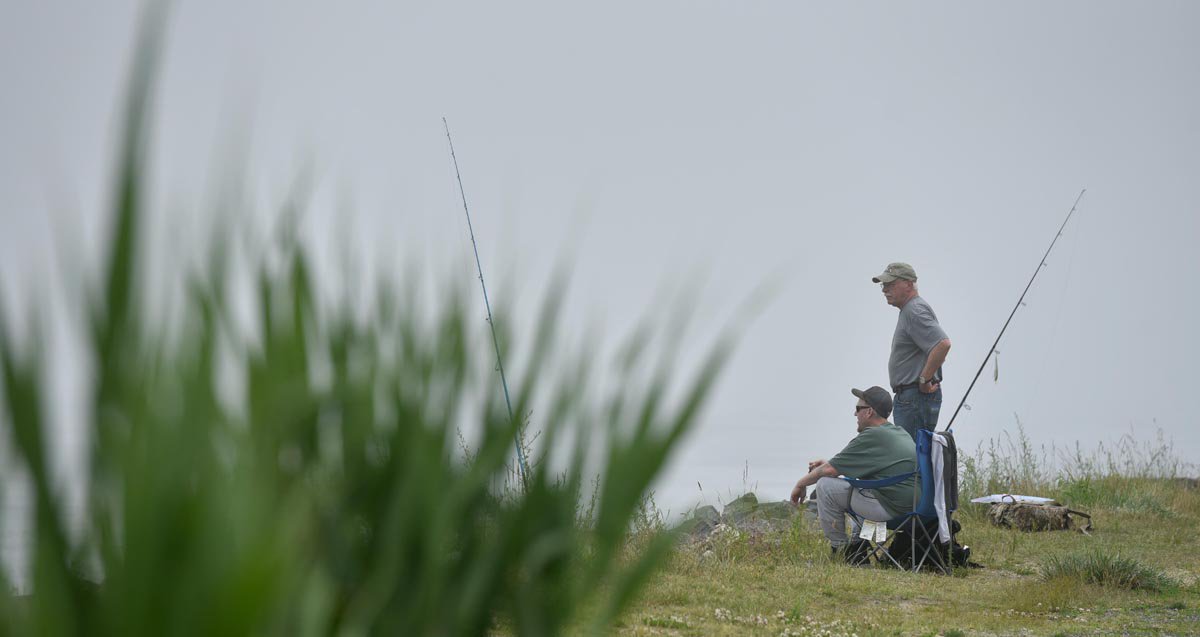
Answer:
[{"xmin": 674, "ymin": 492, "xmax": 817, "ymax": 540}]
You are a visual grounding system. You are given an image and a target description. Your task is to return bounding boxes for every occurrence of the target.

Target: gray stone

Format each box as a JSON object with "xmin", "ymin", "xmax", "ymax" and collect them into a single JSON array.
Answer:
[
  {"xmin": 680, "ymin": 494, "xmax": 817, "ymax": 540},
  {"xmin": 755, "ymin": 501, "xmax": 796, "ymax": 521},
  {"xmin": 742, "ymin": 501, "xmax": 803, "ymax": 533},
  {"xmin": 675, "ymin": 504, "xmax": 721, "ymax": 538},
  {"xmin": 673, "ymin": 517, "xmax": 703, "ymax": 536},
  {"xmin": 721, "ymin": 492, "xmax": 759, "ymax": 523},
  {"xmin": 694, "ymin": 504, "xmax": 720, "ymax": 525},
  {"xmin": 737, "ymin": 517, "xmax": 790, "ymax": 535}
]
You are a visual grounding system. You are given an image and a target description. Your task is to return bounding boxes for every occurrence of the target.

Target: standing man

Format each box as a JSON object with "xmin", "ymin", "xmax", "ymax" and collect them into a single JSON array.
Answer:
[{"xmin": 872, "ymin": 263, "xmax": 951, "ymax": 441}]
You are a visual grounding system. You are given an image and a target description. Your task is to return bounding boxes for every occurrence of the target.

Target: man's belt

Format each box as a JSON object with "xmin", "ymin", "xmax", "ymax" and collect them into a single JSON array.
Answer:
[
  {"xmin": 888, "ymin": 379, "xmax": 940, "ymax": 393},
  {"xmin": 893, "ymin": 380, "xmax": 942, "ymax": 393},
  {"xmin": 892, "ymin": 369, "xmax": 945, "ymax": 393}
]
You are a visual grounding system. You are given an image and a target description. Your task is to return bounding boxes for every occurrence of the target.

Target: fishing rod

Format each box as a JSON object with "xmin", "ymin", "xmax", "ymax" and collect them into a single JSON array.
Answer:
[
  {"xmin": 943, "ymin": 188, "xmax": 1086, "ymax": 431},
  {"xmin": 443, "ymin": 117, "xmax": 531, "ymax": 487}
]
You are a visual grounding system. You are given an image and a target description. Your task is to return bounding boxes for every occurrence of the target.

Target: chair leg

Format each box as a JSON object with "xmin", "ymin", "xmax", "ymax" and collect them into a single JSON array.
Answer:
[
  {"xmin": 846, "ymin": 515, "xmax": 957, "ymax": 572},
  {"xmin": 911, "ymin": 519, "xmax": 951, "ymax": 574},
  {"xmin": 881, "ymin": 516, "xmax": 953, "ymax": 574},
  {"xmin": 843, "ymin": 516, "xmax": 901, "ymax": 568},
  {"xmin": 870, "ymin": 539, "xmax": 903, "ymax": 569}
]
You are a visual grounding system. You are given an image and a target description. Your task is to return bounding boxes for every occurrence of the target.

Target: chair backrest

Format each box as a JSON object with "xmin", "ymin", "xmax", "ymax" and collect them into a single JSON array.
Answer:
[{"xmin": 914, "ymin": 429, "xmax": 938, "ymax": 517}]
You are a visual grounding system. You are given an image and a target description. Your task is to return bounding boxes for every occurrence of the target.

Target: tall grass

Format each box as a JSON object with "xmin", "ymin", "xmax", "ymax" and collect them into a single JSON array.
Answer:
[
  {"xmin": 959, "ymin": 416, "xmax": 1193, "ymax": 514},
  {"xmin": 0, "ymin": 11, "xmax": 730, "ymax": 636}
]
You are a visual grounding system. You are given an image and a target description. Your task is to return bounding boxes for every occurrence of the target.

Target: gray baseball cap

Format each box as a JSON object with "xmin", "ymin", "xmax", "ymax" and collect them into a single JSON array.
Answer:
[
  {"xmin": 851, "ymin": 386, "xmax": 893, "ymax": 419},
  {"xmin": 872, "ymin": 262, "xmax": 918, "ymax": 283}
]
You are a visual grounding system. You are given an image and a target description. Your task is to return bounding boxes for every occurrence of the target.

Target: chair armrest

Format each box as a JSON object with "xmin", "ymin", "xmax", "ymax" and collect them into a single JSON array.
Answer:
[{"xmin": 841, "ymin": 472, "xmax": 915, "ymax": 489}]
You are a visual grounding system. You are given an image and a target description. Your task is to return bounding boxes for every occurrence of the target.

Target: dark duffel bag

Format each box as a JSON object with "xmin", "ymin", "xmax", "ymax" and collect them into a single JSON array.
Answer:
[{"xmin": 987, "ymin": 502, "xmax": 1093, "ymax": 533}]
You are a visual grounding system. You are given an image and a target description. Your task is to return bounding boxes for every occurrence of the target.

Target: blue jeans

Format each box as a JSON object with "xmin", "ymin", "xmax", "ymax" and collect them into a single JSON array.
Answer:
[{"xmin": 893, "ymin": 386, "xmax": 942, "ymax": 441}]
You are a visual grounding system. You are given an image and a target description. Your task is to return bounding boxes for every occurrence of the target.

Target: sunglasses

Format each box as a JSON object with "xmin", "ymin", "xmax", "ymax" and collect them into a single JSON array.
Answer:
[{"xmin": 855, "ymin": 405, "xmax": 871, "ymax": 412}]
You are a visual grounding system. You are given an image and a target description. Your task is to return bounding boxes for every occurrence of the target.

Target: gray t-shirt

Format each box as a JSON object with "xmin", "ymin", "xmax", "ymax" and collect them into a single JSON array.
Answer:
[{"xmin": 888, "ymin": 295, "xmax": 948, "ymax": 389}]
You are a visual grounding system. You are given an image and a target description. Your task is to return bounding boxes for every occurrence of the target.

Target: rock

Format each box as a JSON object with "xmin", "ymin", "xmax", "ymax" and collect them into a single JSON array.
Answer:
[
  {"xmin": 721, "ymin": 492, "xmax": 759, "ymax": 523},
  {"xmin": 680, "ymin": 493, "xmax": 815, "ymax": 540},
  {"xmin": 740, "ymin": 501, "xmax": 803, "ymax": 534},
  {"xmin": 673, "ymin": 517, "xmax": 702, "ymax": 536},
  {"xmin": 675, "ymin": 504, "xmax": 721, "ymax": 538},
  {"xmin": 694, "ymin": 504, "xmax": 720, "ymax": 525},
  {"xmin": 728, "ymin": 499, "xmax": 795, "ymax": 533},
  {"xmin": 755, "ymin": 501, "xmax": 795, "ymax": 521},
  {"xmin": 707, "ymin": 523, "xmax": 741, "ymax": 544}
]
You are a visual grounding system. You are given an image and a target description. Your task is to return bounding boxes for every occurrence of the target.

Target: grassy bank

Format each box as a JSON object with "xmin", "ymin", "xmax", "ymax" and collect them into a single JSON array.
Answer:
[{"xmin": 620, "ymin": 438, "xmax": 1200, "ymax": 637}]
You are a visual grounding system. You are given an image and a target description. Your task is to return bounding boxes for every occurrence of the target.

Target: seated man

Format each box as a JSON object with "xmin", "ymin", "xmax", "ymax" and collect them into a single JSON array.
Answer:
[{"xmin": 789, "ymin": 386, "xmax": 918, "ymax": 562}]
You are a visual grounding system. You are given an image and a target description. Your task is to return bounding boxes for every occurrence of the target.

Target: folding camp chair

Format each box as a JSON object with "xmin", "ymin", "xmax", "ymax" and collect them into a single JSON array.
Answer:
[{"xmin": 842, "ymin": 429, "xmax": 957, "ymax": 573}]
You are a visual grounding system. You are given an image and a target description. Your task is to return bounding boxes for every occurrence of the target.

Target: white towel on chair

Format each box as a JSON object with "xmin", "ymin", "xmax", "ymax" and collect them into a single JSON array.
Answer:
[{"xmin": 931, "ymin": 433, "xmax": 951, "ymax": 543}]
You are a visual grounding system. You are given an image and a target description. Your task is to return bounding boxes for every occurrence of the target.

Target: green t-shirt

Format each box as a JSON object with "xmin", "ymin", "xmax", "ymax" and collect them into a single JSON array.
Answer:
[{"xmin": 829, "ymin": 422, "xmax": 918, "ymax": 517}]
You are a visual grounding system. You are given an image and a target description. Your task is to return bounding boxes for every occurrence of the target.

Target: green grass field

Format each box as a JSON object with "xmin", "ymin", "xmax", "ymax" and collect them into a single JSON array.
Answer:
[{"xmin": 618, "ymin": 478, "xmax": 1200, "ymax": 636}]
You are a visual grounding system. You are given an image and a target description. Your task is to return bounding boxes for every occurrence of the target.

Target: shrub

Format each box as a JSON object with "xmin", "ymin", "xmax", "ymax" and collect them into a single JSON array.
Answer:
[{"xmin": 1040, "ymin": 551, "xmax": 1172, "ymax": 592}]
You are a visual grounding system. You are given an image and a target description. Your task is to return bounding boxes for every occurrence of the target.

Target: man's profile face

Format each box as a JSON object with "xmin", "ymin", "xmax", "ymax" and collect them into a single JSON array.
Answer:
[
  {"xmin": 854, "ymin": 401, "xmax": 872, "ymax": 431},
  {"xmin": 881, "ymin": 279, "xmax": 913, "ymax": 308}
]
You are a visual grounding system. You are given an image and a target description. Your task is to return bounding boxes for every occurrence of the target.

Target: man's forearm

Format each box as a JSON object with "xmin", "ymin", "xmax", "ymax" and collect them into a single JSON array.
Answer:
[
  {"xmin": 791, "ymin": 463, "xmax": 840, "ymax": 503},
  {"xmin": 799, "ymin": 463, "xmax": 839, "ymax": 488},
  {"xmin": 921, "ymin": 338, "xmax": 951, "ymax": 380}
]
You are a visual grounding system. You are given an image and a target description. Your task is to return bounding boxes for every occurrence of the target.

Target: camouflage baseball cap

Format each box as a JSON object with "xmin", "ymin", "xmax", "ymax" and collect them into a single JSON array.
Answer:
[
  {"xmin": 851, "ymin": 386, "xmax": 893, "ymax": 418},
  {"xmin": 871, "ymin": 262, "xmax": 917, "ymax": 283}
]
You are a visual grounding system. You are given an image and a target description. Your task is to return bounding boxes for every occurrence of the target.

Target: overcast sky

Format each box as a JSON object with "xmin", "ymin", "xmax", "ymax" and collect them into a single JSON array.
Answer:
[{"xmin": 2, "ymin": 1, "xmax": 1198, "ymax": 514}]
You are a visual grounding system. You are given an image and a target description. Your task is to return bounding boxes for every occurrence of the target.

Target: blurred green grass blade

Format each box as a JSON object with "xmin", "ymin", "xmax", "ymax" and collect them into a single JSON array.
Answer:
[
  {"xmin": 589, "ymin": 528, "xmax": 679, "ymax": 634},
  {"xmin": 2, "ymin": 6, "xmax": 737, "ymax": 634},
  {"xmin": 91, "ymin": 0, "xmax": 165, "ymax": 391},
  {"xmin": 589, "ymin": 338, "xmax": 730, "ymax": 583},
  {"xmin": 0, "ymin": 315, "xmax": 92, "ymax": 635}
]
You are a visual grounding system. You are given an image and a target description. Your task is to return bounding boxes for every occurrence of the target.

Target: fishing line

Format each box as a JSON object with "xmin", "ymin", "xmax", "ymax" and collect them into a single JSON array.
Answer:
[
  {"xmin": 943, "ymin": 189, "xmax": 1087, "ymax": 432},
  {"xmin": 1028, "ymin": 200, "xmax": 1086, "ymax": 410}
]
